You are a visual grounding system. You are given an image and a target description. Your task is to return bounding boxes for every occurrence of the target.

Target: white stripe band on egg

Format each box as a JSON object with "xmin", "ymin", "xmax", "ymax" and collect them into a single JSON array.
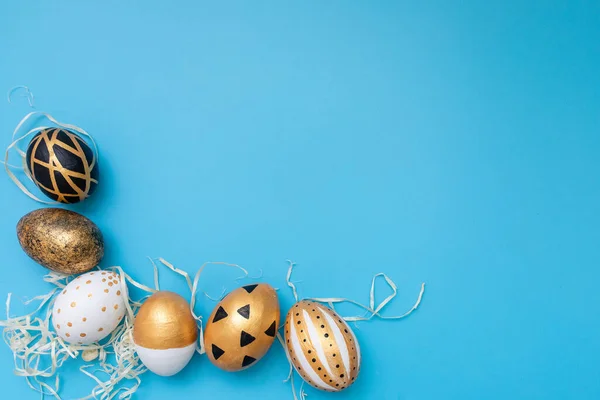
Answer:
[
  {"xmin": 319, "ymin": 306, "xmax": 350, "ymax": 376},
  {"xmin": 303, "ymin": 309, "xmax": 334, "ymax": 377},
  {"xmin": 290, "ymin": 314, "xmax": 331, "ymax": 390}
]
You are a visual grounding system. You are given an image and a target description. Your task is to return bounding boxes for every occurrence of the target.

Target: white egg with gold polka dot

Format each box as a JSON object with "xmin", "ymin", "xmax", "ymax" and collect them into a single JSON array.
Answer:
[{"xmin": 52, "ymin": 270, "xmax": 128, "ymax": 345}]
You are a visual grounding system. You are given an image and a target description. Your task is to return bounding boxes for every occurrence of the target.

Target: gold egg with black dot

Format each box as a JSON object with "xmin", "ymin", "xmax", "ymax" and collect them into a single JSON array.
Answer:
[
  {"xmin": 284, "ymin": 300, "xmax": 361, "ymax": 392},
  {"xmin": 25, "ymin": 127, "xmax": 99, "ymax": 203}
]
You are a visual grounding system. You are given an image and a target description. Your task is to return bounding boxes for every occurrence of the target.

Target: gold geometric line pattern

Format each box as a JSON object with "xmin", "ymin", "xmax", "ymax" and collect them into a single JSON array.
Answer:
[
  {"xmin": 29, "ymin": 132, "xmax": 43, "ymax": 187},
  {"xmin": 28, "ymin": 128, "xmax": 97, "ymax": 203},
  {"xmin": 52, "ymin": 137, "xmax": 80, "ymax": 155},
  {"xmin": 46, "ymin": 130, "xmax": 64, "ymax": 202},
  {"xmin": 69, "ymin": 129, "xmax": 93, "ymax": 195},
  {"xmin": 28, "ymin": 158, "xmax": 99, "ymax": 182}
]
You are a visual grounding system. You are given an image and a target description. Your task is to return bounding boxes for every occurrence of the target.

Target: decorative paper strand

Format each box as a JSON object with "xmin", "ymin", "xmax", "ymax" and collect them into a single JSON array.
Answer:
[
  {"xmin": 203, "ymin": 287, "xmax": 227, "ymax": 302},
  {"xmin": 7, "ymin": 86, "xmax": 35, "ymax": 108},
  {"xmin": 156, "ymin": 258, "xmax": 249, "ymax": 355},
  {"xmin": 276, "ymin": 332, "xmax": 307, "ymax": 400},
  {"xmin": 287, "ymin": 261, "xmax": 425, "ymax": 322},
  {"xmin": 285, "ymin": 260, "xmax": 300, "ymax": 302},
  {"xmin": 81, "ymin": 265, "xmax": 157, "ymax": 400},
  {"xmin": 0, "ymin": 265, "xmax": 159, "ymax": 400},
  {"xmin": 280, "ymin": 261, "xmax": 426, "ymax": 398},
  {"xmin": 2, "ymin": 257, "xmax": 298, "ymax": 399}
]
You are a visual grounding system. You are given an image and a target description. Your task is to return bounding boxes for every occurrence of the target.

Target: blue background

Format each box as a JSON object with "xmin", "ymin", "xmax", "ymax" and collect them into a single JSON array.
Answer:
[{"xmin": 1, "ymin": 1, "xmax": 599, "ymax": 399}]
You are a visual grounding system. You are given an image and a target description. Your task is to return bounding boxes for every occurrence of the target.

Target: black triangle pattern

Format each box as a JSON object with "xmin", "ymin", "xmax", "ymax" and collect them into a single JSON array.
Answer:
[
  {"xmin": 242, "ymin": 284, "xmax": 258, "ymax": 293},
  {"xmin": 212, "ymin": 344, "xmax": 225, "ymax": 360},
  {"xmin": 242, "ymin": 355, "xmax": 256, "ymax": 367},
  {"xmin": 264, "ymin": 321, "xmax": 277, "ymax": 337},
  {"xmin": 213, "ymin": 306, "xmax": 228, "ymax": 323},
  {"xmin": 240, "ymin": 331, "xmax": 256, "ymax": 347},
  {"xmin": 237, "ymin": 304, "xmax": 250, "ymax": 319}
]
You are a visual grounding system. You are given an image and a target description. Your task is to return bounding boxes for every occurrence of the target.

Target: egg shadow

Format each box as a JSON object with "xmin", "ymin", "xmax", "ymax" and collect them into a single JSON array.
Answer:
[
  {"xmin": 66, "ymin": 147, "xmax": 119, "ymax": 269},
  {"xmin": 152, "ymin": 335, "xmax": 290, "ymax": 390},
  {"xmin": 68, "ymin": 144, "xmax": 116, "ymax": 217}
]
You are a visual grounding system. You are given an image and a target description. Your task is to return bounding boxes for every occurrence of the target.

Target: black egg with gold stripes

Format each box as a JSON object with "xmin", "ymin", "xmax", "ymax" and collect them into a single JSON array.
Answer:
[{"xmin": 25, "ymin": 128, "xmax": 99, "ymax": 203}]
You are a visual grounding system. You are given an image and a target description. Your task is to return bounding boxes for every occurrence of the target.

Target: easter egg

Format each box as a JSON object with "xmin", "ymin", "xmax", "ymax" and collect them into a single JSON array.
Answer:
[
  {"xmin": 17, "ymin": 208, "xmax": 104, "ymax": 274},
  {"xmin": 133, "ymin": 291, "xmax": 198, "ymax": 376},
  {"xmin": 284, "ymin": 300, "xmax": 361, "ymax": 392},
  {"xmin": 52, "ymin": 270, "xmax": 127, "ymax": 345},
  {"xmin": 25, "ymin": 127, "xmax": 99, "ymax": 203},
  {"xmin": 204, "ymin": 284, "xmax": 280, "ymax": 371}
]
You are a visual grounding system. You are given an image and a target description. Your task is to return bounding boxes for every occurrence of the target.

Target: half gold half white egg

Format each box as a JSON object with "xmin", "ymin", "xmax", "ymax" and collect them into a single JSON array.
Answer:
[{"xmin": 133, "ymin": 291, "xmax": 197, "ymax": 376}]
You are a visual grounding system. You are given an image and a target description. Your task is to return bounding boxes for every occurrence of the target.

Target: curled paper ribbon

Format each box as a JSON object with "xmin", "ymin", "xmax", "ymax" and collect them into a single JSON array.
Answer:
[
  {"xmin": 285, "ymin": 260, "xmax": 425, "ymax": 322},
  {"xmin": 286, "ymin": 260, "xmax": 300, "ymax": 303},
  {"xmin": 277, "ymin": 332, "xmax": 309, "ymax": 400},
  {"xmin": 203, "ymin": 287, "xmax": 227, "ymax": 302},
  {"xmin": 3, "ymin": 110, "xmax": 99, "ymax": 204},
  {"xmin": 0, "ymin": 266, "xmax": 157, "ymax": 400},
  {"xmin": 280, "ymin": 260, "xmax": 426, "ymax": 399},
  {"xmin": 307, "ymin": 273, "xmax": 425, "ymax": 323},
  {"xmin": 7, "ymin": 86, "xmax": 35, "ymax": 108},
  {"xmin": 153, "ymin": 257, "xmax": 249, "ymax": 355}
]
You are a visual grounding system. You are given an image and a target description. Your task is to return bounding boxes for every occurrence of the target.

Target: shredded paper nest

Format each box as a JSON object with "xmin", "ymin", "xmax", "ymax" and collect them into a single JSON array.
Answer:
[
  {"xmin": 0, "ymin": 258, "xmax": 250, "ymax": 400},
  {"xmin": 0, "ymin": 267, "xmax": 152, "ymax": 400},
  {"xmin": 0, "ymin": 259, "xmax": 424, "ymax": 400}
]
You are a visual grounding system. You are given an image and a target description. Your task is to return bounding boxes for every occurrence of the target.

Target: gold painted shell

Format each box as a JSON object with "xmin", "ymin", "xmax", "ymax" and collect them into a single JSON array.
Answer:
[
  {"xmin": 284, "ymin": 300, "xmax": 361, "ymax": 392},
  {"xmin": 204, "ymin": 284, "xmax": 280, "ymax": 371},
  {"xmin": 17, "ymin": 207, "xmax": 104, "ymax": 274},
  {"xmin": 133, "ymin": 291, "xmax": 198, "ymax": 350}
]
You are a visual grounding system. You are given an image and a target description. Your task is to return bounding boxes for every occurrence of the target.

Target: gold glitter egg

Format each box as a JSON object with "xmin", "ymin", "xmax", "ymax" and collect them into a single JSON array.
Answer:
[
  {"xmin": 52, "ymin": 271, "xmax": 127, "ymax": 345},
  {"xmin": 204, "ymin": 284, "xmax": 280, "ymax": 372},
  {"xmin": 284, "ymin": 300, "xmax": 361, "ymax": 392},
  {"xmin": 17, "ymin": 208, "xmax": 104, "ymax": 274},
  {"xmin": 133, "ymin": 291, "xmax": 198, "ymax": 376}
]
